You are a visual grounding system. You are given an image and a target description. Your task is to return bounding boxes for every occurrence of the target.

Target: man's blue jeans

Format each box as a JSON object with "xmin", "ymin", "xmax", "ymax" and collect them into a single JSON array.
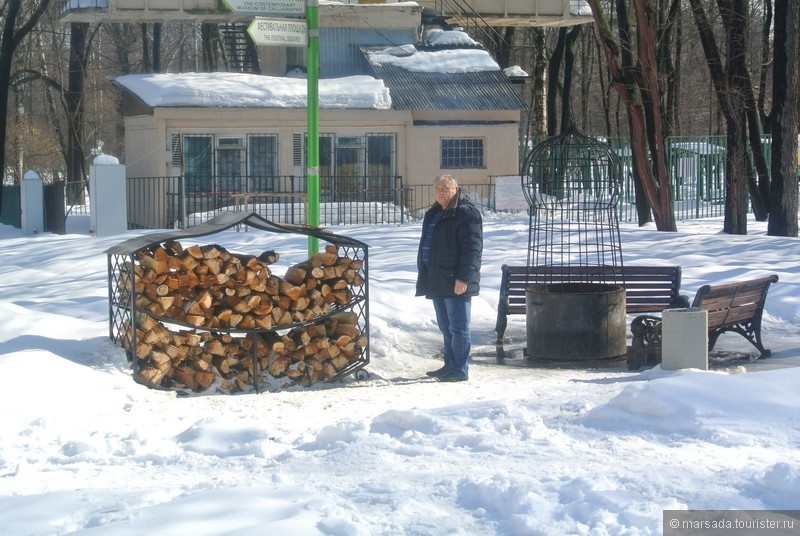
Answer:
[{"xmin": 432, "ymin": 296, "xmax": 471, "ymax": 377}]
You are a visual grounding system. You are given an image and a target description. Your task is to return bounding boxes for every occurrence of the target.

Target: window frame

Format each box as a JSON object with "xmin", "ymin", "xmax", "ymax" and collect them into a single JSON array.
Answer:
[{"xmin": 440, "ymin": 137, "xmax": 486, "ymax": 169}]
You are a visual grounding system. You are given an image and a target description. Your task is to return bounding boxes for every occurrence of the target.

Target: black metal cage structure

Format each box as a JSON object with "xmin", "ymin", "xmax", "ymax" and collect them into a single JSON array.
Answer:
[
  {"xmin": 521, "ymin": 125, "xmax": 625, "ymax": 285},
  {"xmin": 520, "ymin": 126, "xmax": 627, "ymax": 361},
  {"xmin": 106, "ymin": 211, "xmax": 370, "ymax": 393}
]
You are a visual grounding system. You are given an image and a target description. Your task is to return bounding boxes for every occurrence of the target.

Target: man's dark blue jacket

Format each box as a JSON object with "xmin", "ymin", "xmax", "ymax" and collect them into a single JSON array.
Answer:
[{"xmin": 415, "ymin": 193, "xmax": 483, "ymax": 299}]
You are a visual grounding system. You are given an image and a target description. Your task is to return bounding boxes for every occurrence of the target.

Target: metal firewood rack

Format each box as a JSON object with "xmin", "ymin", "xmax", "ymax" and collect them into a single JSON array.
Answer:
[{"xmin": 105, "ymin": 211, "xmax": 370, "ymax": 393}]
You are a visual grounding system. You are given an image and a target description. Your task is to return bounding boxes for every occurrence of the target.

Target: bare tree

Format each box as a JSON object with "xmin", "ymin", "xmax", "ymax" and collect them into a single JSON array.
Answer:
[
  {"xmin": 688, "ymin": 0, "xmax": 771, "ymax": 233},
  {"xmin": 64, "ymin": 22, "xmax": 91, "ymax": 190},
  {"xmin": 530, "ymin": 28, "xmax": 547, "ymax": 144},
  {"xmin": 0, "ymin": 0, "xmax": 51, "ymax": 214},
  {"xmin": 587, "ymin": 0, "xmax": 677, "ymax": 231},
  {"xmin": 767, "ymin": 0, "xmax": 798, "ymax": 237},
  {"xmin": 8, "ymin": 32, "xmax": 63, "ymax": 182},
  {"xmin": 656, "ymin": 0, "xmax": 682, "ymax": 137}
]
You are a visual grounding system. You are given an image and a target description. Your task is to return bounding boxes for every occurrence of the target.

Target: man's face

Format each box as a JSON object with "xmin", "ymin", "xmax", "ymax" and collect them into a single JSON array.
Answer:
[{"xmin": 435, "ymin": 180, "xmax": 458, "ymax": 207}]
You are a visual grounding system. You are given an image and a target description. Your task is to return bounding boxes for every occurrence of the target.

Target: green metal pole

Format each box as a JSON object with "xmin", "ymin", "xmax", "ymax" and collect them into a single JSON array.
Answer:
[{"xmin": 307, "ymin": 0, "xmax": 320, "ymax": 256}]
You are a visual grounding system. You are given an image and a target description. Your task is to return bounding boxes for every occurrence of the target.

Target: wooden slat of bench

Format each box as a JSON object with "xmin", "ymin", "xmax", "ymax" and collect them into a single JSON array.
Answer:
[
  {"xmin": 710, "ymin": 293, "xmax": 767, "ymax": 309},
  {"xmin": 700, "ymin": 285, "xmax": 768, "ymax": 302},
  {"xmin": 707, "ymin": 308, "xmax": 758, "ymax": 328},
  {"xmin": 701, "ymin": 295, "xmax": 764, "ymax": 310},
  {"xmin": 695, "ymin": 279, "xmax": 773, "ymax": 301}
]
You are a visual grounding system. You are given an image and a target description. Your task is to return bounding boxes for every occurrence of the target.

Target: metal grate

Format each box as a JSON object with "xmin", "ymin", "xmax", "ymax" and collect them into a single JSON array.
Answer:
[
  {"xmin": 105, "ymin": 212, "xmax": 371, "ymax": 392},
  {"xmin": 521, "ymin": 125, "xmax": 624, "ymax": 287}
]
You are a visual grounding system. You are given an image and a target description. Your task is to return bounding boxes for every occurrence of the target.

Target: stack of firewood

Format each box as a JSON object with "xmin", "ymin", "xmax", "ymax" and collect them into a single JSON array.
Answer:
[{"xmin": 125, "ymin": 240, "xmax": 367, "ymax": 393}]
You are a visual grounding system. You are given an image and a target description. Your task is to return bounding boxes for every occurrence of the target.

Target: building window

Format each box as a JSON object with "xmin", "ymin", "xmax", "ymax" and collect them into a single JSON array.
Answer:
[
  {"xmin": 367, "ymin": 135, "xmax": 394, "ymax": 177},
  {"xmin": 294, "ymin": 133, "xmax": 396, "ymax": 179},
  {"xmin": 441, "ymin": 138, "xmax": 485, "ymax": 169},
  {"xmin": 248, "ymin": 134, "xmax": 279, "ymax": 190},
  {"xmin": 216, "ymin": 137, "xmax": 246, "ymax": 192},
  {"xmin": 248, "ymin": 135, "xmax": 278, "ymax": 176},
  {"xmin": 183, "ymin": 135, "xmax": 213, "ymax": 192}
]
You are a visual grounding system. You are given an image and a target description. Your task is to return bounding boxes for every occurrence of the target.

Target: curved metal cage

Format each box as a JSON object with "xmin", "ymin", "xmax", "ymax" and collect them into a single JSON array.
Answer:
[{"xmin": 521, "ymin": 125, "xmax": 625, "ymax": 283}]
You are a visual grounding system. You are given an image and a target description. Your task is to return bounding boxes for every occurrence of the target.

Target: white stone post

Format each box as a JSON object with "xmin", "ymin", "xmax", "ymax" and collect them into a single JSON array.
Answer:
[
  {"xmin": 89, "ymin": 154, "xmax": 127, "ymax": 237},
  {"xmin": 21, "ymin": 170, "xmax": 44, "ymax": 236}
]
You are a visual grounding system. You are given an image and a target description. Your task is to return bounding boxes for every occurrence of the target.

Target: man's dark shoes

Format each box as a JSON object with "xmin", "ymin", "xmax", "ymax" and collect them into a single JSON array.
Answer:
[
  {"xmin": 436, "ymin": 371, "xmax": 468, "ymax": 382},
  {"xmin": 426, "ymin": 366, "xmax": 449, "ymax": 378}
]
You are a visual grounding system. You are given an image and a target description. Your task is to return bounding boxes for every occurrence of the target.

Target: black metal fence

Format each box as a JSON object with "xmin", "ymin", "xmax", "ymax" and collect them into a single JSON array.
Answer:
[
  {"xmin": 124, "ymin": 175, "xmax": 412, "ymax": 230},
  {"xmin": 52, "ymin": 161, "xmax": 796, "ymax": 232},
  {"xmin": 403, "ymin": 182, "xmax": 496, "ymax": 219}
]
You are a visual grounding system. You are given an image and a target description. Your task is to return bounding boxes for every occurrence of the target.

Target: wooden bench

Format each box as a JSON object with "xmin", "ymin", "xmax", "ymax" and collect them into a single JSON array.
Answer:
[
  {"xmin": 628, "ymin": 274, "xmax": 779, "ymax": 370},
  {"xmin": 495, "ymin": 264, "xmax": 689, "ymax": 343}
]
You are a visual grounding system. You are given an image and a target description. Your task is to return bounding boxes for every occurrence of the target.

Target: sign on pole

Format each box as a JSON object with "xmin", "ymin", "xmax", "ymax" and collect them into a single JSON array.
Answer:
[
  {"xmin": 247, "ymin": 17, "xmax": 308, "ymax": 47},
  {"xmin": 224, "ymin": 0, "xmax": 305, "ymax": 16}
]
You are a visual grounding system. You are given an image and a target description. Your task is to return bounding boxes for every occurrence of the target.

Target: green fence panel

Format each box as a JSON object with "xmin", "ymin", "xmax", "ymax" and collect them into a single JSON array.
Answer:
[
  {"xmin": 1, "ymin": 185, "xmax": 21, "ymax": 228},
  {"xmin": 605, "ymin": 135, "xmax": 774, "ymax": 222}
]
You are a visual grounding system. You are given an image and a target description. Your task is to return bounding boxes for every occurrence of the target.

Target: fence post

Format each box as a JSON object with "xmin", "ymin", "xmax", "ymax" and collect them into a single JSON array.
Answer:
[
  {"xmin": 21, "ymin": 170, "xmax": 44, "ymax": 236},
  {"xmin": 89, "ymin": 154, "xmax": 128, "ymax": 236}
]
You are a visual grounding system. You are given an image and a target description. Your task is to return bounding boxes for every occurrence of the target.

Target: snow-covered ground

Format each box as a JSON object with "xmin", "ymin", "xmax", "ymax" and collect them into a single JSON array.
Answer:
[{"xmin": 1, "ymin": 211, "xmax": 798, "ymax": 535}]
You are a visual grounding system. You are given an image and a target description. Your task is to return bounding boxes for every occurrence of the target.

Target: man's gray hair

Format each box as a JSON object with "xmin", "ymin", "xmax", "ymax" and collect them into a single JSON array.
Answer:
[{"xmin": 435, "ymin": 174, "xmax": 458, "ymax": 187}]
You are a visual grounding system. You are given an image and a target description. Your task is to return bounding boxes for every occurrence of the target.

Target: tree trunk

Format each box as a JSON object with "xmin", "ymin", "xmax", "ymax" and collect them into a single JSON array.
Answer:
[
  {"xmin": 490, "ymin": 27, "xmax": 514, "ymax": 69},
  {"xmin": 719, "ymin": 0, "xmax": 750, "ymax": 234},
  {"xmin": 723, "ymin": 117, "xmax": 749, "ymax": 234},
  {"xmin": 579, "ymin": 28, "xmax": 593, "ymax": 131},
  {"xmin": 688, "ymin": 0, "xmax": 756, "ymax": 234},
  {"xmin": 36, "ymin": 29, "xmax": 66, "ymax": 168},
  {"xmin": 0, "ymin": 0, "xmax": 50, "ymax": 214},
  {"xmin": 0, "ymin": 0, "xmax": 22, "ymax": 210},
  {"xmin": 587, "ymin": 0, "xmax": 676, "ymax": 231},
  {"xmin": 757, "ymin": 0, "xmax": 773, "ymax": 130},
  {"xmin": 592, "ymin": 29, "xmax": 612, "ymax": 137},
  {"xmin": 153, "ymin": 23, "xmax": 162, "ymax": 72},
  {"xmin": 13, "ymin": 59, "xmax": 25, "ymax": 182},
  {"xmin": 633, "ymin": 0, "xmax": 675, "ymax": 229},
  {"xmin": 742, "ymin": 75, "xmax": 769, "ymax": 220},
  {"xmin": 530, "ymin": 28, "xmax": 547, "ymax": 143},
  {"xmin": 66, "ymin": 23, "xmax": 88, "ymax": 194},
  {"xmin": 141, "ymin": 23, "xmax": 151, "ymax": 72},
  {"xmin": 201, "ymin": 23, "xmax": 218, "ymax": 72},
  {"xmin": 547, "ymin": 28, "xmax": 567, "ymax": 136},
  {"xmin": 767, "ymin": 0, "xmax": 798, "ymax": 237},
  {"xmin": 108, "ymin": 24, "xmax": 133, "ymax": 157},
  {"xmin": 656, "ymin": 0, "xmax": 681, "ymax": 138},
  {"xmin": 560, "ymin": 26, "xmax": 581, "ymax": 133}
]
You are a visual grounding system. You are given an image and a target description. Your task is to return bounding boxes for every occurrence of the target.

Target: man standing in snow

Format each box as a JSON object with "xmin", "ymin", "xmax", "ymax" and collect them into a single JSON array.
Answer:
[{"xmin": 415, "ymin": 174, "xmax": 483, "ymax": 382}]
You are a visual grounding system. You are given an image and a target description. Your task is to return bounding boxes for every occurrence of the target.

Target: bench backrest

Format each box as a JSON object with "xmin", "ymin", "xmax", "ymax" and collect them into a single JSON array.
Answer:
[
  {"xmin": 501, "ymin": 264, "xmax": 684, "ymax": 314},
  {"xmin": 691, "ymin": 275, "xmax": 778, "ymax": 330}
]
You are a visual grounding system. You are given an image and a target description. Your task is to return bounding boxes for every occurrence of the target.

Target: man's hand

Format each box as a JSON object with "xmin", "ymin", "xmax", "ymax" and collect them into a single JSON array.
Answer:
[{"xmin": 454, "ymin": 279, "xmax": 467, "ymax": 295}]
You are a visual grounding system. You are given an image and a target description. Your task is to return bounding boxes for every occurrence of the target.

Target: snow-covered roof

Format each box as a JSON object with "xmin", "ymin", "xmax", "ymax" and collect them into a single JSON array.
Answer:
[
  {"xmin": 113, "ymin": 29, "xmax": 523, "ymax": 112},
  {"xmin": 114, "ymin": 72, "xmax": 392, "ymax": 109},
  {"xmin": 367, "ymin": 30, "xmax": 500, "ymax": 74},
  {"xmin": 361, "ymin": 31, "xmax": 526, "ymax": 112}
]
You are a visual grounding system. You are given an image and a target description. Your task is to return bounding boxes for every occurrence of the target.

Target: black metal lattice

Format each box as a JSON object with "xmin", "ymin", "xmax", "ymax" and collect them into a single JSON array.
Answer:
[
  {"xmin": 105, "ymin": 211, "xmax": 370, "ymax": 393},
  {"xmin": 521, "ymin": 125, "xmax": 624, "ymax": 286}
]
